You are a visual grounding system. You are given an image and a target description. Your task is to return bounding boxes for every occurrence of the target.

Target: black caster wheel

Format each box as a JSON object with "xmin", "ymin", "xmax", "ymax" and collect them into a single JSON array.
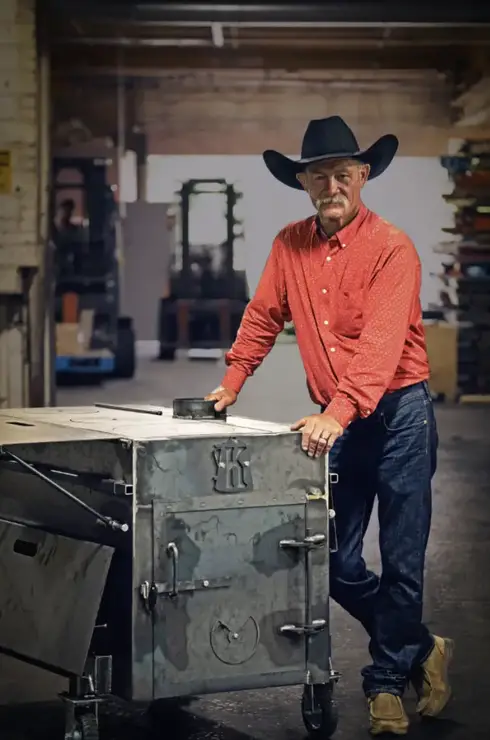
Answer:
[
  {"xmin": 301, "ymin": 683, "xmax": 339, "ymax": 738},
  {"xmin": 158, "ymin": 347, "xmax": 176, "ymax": 361},
  {"xmin": 76, "ymin": 713, "xmax": 99, "ymax": 740}
]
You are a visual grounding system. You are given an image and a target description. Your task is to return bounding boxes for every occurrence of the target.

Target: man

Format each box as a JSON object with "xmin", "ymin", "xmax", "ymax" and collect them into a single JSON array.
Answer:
[
  {"xmin": 53, "ymin": 198, "xmax": 87, "ymax": 253},
  {"xmin": 206, "ymin": 116, "xmax": 453, "ymax": 735},
  {"xmin": 56, "ymin": 198, "xmax": 79, "ymax": 235}
]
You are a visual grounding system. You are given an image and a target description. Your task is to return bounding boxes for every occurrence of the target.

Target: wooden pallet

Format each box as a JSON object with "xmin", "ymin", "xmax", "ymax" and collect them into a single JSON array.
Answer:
[{"xmin": 459, "ymin": 394, "xmax": 490, "ymax": 403}]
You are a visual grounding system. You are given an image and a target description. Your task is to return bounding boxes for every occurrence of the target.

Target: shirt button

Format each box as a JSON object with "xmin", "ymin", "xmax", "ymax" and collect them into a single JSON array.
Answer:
[
  {"xmin": 322, "ymin": 289, "xmax": 327, "ymax": 294},
  {"xmin": 341, "ymin": 243, "xmax": 346, "ymax": 248},
  {"xmin": 330, "ymin": 347, "xmax": 336, "ymax": 352},
  {"xmin": 324, "ymin": 320, "xmax": 329, "ymax": 325},
  {"xmin": 326, "ymin": 256, "xmax": 332, "ymax": 262}
]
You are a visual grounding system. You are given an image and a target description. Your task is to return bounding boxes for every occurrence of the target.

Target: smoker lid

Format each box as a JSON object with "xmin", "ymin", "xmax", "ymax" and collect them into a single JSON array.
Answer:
[
  {"xmin": 0, "ymin": 406, "xmax": 292, "ymax": 442},
  {"xmin": 172, "ymin": 397, "xmax": 227, "ymax": 421}
]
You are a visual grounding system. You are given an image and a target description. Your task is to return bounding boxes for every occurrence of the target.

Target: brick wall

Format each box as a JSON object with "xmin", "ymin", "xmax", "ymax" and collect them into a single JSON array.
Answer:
[
  {"xmin": 0, "ymin": 0, "xmax": 39, "ymax": 411},
  {"xmin": 54, "ymin": 66, "xmax": 490, "ymax": 157},
  {"xmin": 0, "ymin": 0, "xmax": 39, "ymax": 292},
  {"xmin": 0, "ymin": 4, "xmax": 60, "ymax": 703},
  {"xmin": 0, "ymin": 0, "xmax": 52, "ymax": 412},
  {"xmin": 138, "ymin": 69, "xmax": 455, "ymax": 156}
]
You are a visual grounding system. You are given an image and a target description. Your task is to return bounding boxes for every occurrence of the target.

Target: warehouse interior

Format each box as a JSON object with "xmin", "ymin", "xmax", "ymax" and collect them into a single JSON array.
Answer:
[{"xmin": 1, "ymin": 1, "xmax": 490, "ymax": 738}]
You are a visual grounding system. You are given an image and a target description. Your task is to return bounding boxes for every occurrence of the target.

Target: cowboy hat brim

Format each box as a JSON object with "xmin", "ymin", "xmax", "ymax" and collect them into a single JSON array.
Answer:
[{"xmin": 262, "ymin": 134, "xmax": 399, "ymax": 190}]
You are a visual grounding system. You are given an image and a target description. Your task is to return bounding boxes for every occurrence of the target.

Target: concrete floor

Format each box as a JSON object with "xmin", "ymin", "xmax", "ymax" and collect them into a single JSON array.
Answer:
[{"xmin": 3, "ymin": 344, "xmax": 490, "ymax": 739}]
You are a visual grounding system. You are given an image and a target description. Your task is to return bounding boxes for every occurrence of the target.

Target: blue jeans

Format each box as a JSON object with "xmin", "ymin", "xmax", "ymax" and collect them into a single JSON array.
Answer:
[{"xmin": 326, "ymin": 380, "xmax": 438, "ymax": 697}]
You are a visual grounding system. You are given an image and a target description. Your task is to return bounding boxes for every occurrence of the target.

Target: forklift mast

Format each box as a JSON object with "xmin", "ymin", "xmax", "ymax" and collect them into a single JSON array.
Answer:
[{"xmin": 158, "ymin": 178, "xmax": 249, "ymax": 360}]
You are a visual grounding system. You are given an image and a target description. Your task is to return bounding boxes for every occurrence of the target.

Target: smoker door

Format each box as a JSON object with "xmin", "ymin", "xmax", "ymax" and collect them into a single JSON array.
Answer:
[{"xmin": 150, "ymin": 496, "xmax": 330, "ymax": 698}]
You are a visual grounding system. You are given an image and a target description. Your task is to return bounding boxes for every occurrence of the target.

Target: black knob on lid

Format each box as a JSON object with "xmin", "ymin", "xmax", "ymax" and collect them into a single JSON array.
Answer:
[{"xmin": 172, "ymin": 398, "xmax": 227, "ymax": 421}]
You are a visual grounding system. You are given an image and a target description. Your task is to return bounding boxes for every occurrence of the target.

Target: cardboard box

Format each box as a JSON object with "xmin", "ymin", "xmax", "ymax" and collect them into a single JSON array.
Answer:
[
  {"xmin": 78, "ymin": 309, "xmax": 94, "ymax": 350},
  {"xmin": 56, "ymin": 309, "xmax": 96, "ymax": 357},
  {"xmin": 424, "ymin": 322, "xmax": 458, "ymax": 401},
  {"xmin": 56, "ymin": 323, "xmax": 84, "ymax": 356}
]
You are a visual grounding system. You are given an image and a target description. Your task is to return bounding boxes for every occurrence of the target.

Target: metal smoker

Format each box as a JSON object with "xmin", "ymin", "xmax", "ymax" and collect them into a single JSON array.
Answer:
[{"xmin": 0, "ymin": 399, "xmax": 339, "ymax": 739}]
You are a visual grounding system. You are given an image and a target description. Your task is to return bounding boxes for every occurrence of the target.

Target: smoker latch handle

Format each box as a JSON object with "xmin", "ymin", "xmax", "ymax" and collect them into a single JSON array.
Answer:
[{"xmin": 166, "ymin": 542, "xmax": 179, "ymax": 597}]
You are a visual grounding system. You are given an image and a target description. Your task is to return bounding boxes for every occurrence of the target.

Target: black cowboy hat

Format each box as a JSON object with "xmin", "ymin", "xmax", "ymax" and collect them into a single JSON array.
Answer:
[{"xmin": 263, "ymin": 115, "xmax": 399, "ymax": 190}]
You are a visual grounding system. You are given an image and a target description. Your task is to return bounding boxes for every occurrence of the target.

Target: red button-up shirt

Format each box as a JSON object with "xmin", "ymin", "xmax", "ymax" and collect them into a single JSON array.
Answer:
[{"xmin": 222, "ymin": 203, "xmax": 430, "ymax": 428}]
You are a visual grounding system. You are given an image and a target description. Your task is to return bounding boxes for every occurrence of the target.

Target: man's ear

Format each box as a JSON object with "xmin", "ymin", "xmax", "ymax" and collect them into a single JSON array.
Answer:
[
  {"xmin": 360, "ymin": 164, "xmax": 371, "ymax": 186},
  {"xmin": 296, "ymin": 172, "xmax": 307, "ymax": 190}
]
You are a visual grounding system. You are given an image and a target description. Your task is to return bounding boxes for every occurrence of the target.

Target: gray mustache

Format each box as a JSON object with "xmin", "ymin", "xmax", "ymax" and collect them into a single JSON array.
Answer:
[{"xmin": 316, "ymin": 197, "xmax": 346, "ymax": 207}]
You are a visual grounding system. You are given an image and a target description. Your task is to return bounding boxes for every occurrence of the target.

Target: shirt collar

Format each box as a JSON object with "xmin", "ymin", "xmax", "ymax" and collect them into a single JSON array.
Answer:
[{"xmin": 315, "ymin": 202, "xmax": 368, "ymax": 248}]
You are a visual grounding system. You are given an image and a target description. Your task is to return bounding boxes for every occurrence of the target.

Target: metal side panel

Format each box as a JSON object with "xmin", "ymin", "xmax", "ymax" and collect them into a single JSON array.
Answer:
[
  {"xmin": 0, "ymin": 520, "xmax": 114, "ymax": 676},
  {"xmin": 133, "ymin": 433, "xmax": 326, "ymax": 505}
]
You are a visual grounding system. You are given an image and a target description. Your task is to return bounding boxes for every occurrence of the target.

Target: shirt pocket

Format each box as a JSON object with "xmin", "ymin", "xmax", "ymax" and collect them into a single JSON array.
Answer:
[{"xmin": 334, "ymin": 289, "xmax": 364, "ymax": 337}]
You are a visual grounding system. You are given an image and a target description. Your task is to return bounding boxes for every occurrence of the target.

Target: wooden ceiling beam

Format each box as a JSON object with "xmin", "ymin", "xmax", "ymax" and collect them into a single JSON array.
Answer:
[{"xmin": 50, "ymin": 43, "xmax": 462, "ymax": 74}]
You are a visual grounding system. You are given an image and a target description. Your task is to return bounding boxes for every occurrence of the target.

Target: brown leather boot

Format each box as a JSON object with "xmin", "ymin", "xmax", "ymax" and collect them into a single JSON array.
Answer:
[
  {"xmin": 413, "ymin": 635, "xmax": 454, "ymax": 717},
  {"xmin": 368, "ymin": 693, "xmax": 409, "ymax": 735}
]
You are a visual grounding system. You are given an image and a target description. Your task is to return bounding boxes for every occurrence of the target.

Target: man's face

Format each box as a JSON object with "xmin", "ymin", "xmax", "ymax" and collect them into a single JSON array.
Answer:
[
  {"xmin": 59, "ymin": 200, "xmax": 75, "ymax": 224},
  {"xmin": 296, "ymin": 158, "xmax": 370, "ymax": 225}
]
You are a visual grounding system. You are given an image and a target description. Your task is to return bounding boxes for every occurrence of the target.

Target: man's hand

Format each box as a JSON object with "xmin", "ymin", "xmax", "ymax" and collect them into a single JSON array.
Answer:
[
  {"xmin": 290, "ymin": 413, "xmax": 344, "ymax": 458},
  {"xmin": 205, "ymin": 386, "xmax": 238, "ymax": 413}
]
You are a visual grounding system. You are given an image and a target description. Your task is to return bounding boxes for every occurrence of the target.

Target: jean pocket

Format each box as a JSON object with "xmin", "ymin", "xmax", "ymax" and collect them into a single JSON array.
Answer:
[{"xmin": 380, "ymin": 394, "xmax": 429, "ymax": 433}]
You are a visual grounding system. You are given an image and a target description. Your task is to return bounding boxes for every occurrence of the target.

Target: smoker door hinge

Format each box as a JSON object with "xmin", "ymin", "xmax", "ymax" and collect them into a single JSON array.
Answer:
[
  {"xmin": 279, "ymin": 619, "xmax": 327, "ymax": 637},
  {"xmin": 279, "ymin": 533, "xmax": 326, "ymax": 551}
]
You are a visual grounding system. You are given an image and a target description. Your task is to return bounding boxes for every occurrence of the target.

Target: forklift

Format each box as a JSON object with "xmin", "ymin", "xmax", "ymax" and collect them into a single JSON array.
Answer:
[
  {"xmin": 51, "ymin": 157, "xmax": 136, "ymax": 379},
  {"xmin": 157, "ymin": 178, "xmax": 249, "ymax": 360}
]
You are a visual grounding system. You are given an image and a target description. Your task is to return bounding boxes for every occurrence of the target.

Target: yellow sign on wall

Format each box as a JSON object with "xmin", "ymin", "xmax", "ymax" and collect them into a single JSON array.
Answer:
[{"xmin": 0, "ymin": 150, "xmax": 12, "ymax": 194}]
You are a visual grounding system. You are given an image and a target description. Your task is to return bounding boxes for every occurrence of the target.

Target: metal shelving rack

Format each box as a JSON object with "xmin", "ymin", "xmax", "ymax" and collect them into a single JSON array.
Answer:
[{"xmin": 435, "ymin": 141, "xmax": 490, "ymax": 397}]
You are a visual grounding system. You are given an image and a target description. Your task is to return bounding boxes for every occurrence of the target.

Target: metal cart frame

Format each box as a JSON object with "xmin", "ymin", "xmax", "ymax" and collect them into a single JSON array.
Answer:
[{"xmin": 0, "ymin": 403, "xmax": 340, "ymax": 739}]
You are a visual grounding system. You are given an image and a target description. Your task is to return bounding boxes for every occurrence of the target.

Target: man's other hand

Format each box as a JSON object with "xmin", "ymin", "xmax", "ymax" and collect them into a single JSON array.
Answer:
[
  {"xmin": 205, "ymin": 386, "xmax": 238, "ymax": 413},
  {"xmin": 291, "ymin": 413, "xmax": 344, "ymax": 458}
]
